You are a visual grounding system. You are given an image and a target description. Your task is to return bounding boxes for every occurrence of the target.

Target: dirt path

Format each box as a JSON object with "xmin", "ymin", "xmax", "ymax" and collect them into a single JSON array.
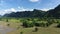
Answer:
[
  {"xmin": 0, "ymin": 21, "xmax": 16, "ymax": 34},
  {"xmin": 49, "ymin": 23, "xmax": 58, "ymax": 28},
  {"xmin": 0, "ymin": 25, "xmax": 16, "ymax": 34}
]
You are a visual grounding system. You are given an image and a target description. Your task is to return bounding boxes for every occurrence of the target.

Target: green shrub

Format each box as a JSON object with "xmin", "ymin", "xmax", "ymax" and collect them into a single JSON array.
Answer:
[
  {"xmin": 34, "ymin": 23, "xmax": 40, "ymax": 27},
  {"xmin": 45, "ymin": 23, "xmax": 50, "ymax": 27},
  {"xmin": 0, "ymin": 18, "xmax": 2, "ymax": 21},
  {"xmin": 41, "ymin": 23, "xmax": 45, "ymax": 27},
  {"xmin": 45, "ymin": 20, "xmax": 53, "ymax": 27},
  {"xmin": 22, "ymin": 21, "xmax": 34, "ymax": 28},
  {"xmin": 6, "ymin": 19, "xmax": 8, "ymax": 22},
  {"xmin": 20, "ymin": 31, "xmax": 23, "ymax": 34},
  {"xmin": 22, "ymin": 21, "xmax": 28, "ymax": 27},
  {"xmin": 34, "ymin": 22, "xmax": 46, "ymax": 27},
  {"xmin": 56, "ymin": 21, "xmax": 59, "ymax": 23},
  {"xmin": 57, "ymin": 23, "xmax": 60, "ymax": 28}
]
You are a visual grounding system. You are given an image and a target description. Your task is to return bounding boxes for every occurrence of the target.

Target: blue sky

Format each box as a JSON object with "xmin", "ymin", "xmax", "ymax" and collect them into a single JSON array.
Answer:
[{"xmin": 0, "ymin": 0, "xmax": 60, "ymax": 15}]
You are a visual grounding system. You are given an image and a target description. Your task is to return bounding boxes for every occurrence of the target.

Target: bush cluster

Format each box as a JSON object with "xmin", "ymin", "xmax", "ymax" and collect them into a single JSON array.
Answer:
[
  {"xmin": 57, "ymin": 23, "xmax": 60, "ymax": 28},
  {"xmin": 22, "ymin": 21, "xmax": 34, "ymax": 28},
  {"xmin": 22, "ymin": 19, "xmax": 54, "ymax": 28}
]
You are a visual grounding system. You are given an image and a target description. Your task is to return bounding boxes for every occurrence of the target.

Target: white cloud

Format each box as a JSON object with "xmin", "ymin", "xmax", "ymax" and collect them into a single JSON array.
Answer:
[
  {"xmin": 4, "ymin": 8, "xmax": 16, "ymax": 12},
  {"xmin": 0, "ymin": 7, "xmax": 52, "ymax": 15},
  {"xmin": 0, "ymin": 7, "xmax": 33, "ymax": 15},
  {"xmin": 41, "ymin": 9, "xmax": 49, "ymax": 11},
  {"xmin": 17, "ymin": 6, "xmax": 27, "ymax": 11},
  {"xmin": 40, "ymin": 8, "xmax": 52, "ymax": 11},
  {"xmin": 17, "ymin": 6, "xmax": 33, "ymax": 11},
  {"xmin": 29, "ymin": 0, "xmax": 39, "ymax": 2},
  {"xmin": 0, "ymin": 8, "xmax": 17, "ymax": 15}
]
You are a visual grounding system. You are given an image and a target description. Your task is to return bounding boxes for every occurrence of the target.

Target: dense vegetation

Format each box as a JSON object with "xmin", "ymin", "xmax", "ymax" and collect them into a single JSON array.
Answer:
[{"xmin": 0, "ymin": 17, "xmax": 60, "ymax": 28}]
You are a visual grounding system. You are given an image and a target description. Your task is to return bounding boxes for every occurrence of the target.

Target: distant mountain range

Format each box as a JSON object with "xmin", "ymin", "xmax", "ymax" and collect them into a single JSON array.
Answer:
[{"xmin": 3, "ymin": 4, "xmax": 60, "ymax": 18}]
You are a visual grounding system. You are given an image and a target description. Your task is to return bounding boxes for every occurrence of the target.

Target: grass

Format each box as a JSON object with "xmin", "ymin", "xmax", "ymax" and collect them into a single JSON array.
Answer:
[
  {"xmin": 7, "ymin": 27, "xmax": 60, "ymax": 34},
  {"xmin": 0, "ymin": 18, "xmax": 60, "ymax": 34},
  {"xmin": 0, "ymin": 21, "xmax": 59, "ymax": 34}
]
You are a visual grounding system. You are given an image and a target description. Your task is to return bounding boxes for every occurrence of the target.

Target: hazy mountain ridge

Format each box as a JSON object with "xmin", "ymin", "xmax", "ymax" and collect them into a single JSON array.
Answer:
[
  {"xmin": 3, "ymin": 4, "xmax": 60, "ymax": 18},
  {"xmin": 3, "ymin": 9, "xmax": 46, "ymax": 18},
  {"xmin": 46, "ymin": 4, "xmax": 60, "ymax": 18}
]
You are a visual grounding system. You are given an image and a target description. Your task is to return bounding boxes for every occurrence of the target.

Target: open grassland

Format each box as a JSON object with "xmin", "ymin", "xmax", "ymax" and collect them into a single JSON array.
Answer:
[
  {"xmin": 0, "ymin": 18, "xmax": 60, "ymax": 34},
  {"xmin": 7, "ymin": 27, "xmax": 60, "ymax": 34},
  {"xmin": 0, "ymin": 21, "xmax": 59, "ymax": 34}
]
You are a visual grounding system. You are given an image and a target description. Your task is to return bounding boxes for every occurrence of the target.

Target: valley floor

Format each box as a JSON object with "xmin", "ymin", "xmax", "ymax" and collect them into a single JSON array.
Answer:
[{"xmin": 0, "ymin": 21, "xmax": 60, "ymax": 34}]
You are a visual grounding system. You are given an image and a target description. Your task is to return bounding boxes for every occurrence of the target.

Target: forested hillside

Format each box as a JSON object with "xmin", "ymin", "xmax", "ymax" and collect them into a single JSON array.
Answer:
[{"xmin": 3, "ymin": 4, "xmax": 60, "ymax": 18}]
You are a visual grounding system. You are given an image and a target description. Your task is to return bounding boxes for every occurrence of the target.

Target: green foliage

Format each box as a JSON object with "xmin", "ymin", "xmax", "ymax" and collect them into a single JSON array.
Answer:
[
  {"xmin": 46, "ymin": 19, "xmax": 53, "ymax": 27},
  {"xmin": 22, "ymin": 20, "xmax": 34, "ymax": 28},
  {"xmin": 1, "ymin": 17, "xmax": 60, "ymax": 28},
  {"xmin": 6, "ymin": 19, "xmax": 8, "ymax": 22},
  {"xmin": 57, "ymin": 23, "xmax": 60, "ymax": 28},
  {"xmin": 20, "ymin": 31, "xmax": 23, "ymax": 34},
  {"xmin": 0, "ymin": 18, "xmax": 2, "ymax": 21},
  {"xmin": 56, "ymin": 21, "xmax": 59, "ymax": 23},
  {"xmin": 34, "ymin": 23, "xmax": 40, "ymax": 27},
  {"xmin": 45, "ymin": 23, "xmax": 50, "ymax": 27}
]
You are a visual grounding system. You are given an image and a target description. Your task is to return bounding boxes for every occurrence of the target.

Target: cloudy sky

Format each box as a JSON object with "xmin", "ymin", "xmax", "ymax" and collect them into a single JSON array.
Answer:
[{"xmin": 0, "ymin": 0, "xmax": 60, "ymax": 15}]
